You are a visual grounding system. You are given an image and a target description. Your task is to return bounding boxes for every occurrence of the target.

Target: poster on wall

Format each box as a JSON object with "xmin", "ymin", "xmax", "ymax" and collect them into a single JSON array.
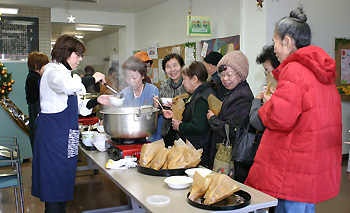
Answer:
[
  {"xmin": 147, "ymin": 43, "xmax": 158, "ymax": 59},
  {"xmin": 187, "ymin": 16, "xmax": 211, "ymax": 36},
  {"xmin": 341, "ymin": 49, "xmax": 350, "ymax": 84},
  {"xmin": 0, "ymin": 16, "xmax": 39, "ymax": 60}
]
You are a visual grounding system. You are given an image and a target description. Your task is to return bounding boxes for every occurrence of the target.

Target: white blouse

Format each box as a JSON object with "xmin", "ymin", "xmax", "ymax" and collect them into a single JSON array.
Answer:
[{"xmin": 40, "ymin": 62, "xmax": 92, "ymax": 116}]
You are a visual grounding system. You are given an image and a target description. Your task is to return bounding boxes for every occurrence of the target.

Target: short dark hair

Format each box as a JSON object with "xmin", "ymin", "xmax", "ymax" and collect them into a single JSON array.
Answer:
[
  {"xmin": 108, "ymin": 66, "xmax": 118, "ymax": 75},
  {"xmin": 162, "ymin": 53, "xmax": 185, "ymax": 72},
  {"xmin": 122, "ymin": 56, "xmax": 147, "ymax": 83},
  {"xmin": 51, "ymin": 35, "xmax": 85, "ymax": 64},
  {"xmin": 256, "ymin": 45, "xmax": 280, "ymax": 69},
  {"xmin": 27, "ymin": 51, "xmax": 49, "ymax": 72},
  {"xmin": 182, "ymin": 61, "xmax": 208, "ymax": 83},
  {"xmin": 275, "ymin": 6, "xmax": 311, "ymax": 49}
]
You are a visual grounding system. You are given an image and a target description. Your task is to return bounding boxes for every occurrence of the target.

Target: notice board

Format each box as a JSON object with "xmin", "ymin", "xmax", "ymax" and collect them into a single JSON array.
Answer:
[
  {"xmin": 150, "ymin": 44, "xmax": 186, "ymax": 89},
  {"xmin": 335, "ymin": 38, "xmax": 350, "ymax": 101}
]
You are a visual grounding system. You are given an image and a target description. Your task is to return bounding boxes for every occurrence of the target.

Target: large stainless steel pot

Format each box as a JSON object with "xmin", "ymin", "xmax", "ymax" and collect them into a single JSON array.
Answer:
[{"xmin": 101, "ymin": 105, "xmax": 159, "ymax": 139}]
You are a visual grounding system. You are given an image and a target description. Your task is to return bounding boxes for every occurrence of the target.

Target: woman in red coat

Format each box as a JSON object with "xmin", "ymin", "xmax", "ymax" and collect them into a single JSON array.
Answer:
[{"xmin": 245, "ymin": 7, "xmax": 342, "ymax": 213}]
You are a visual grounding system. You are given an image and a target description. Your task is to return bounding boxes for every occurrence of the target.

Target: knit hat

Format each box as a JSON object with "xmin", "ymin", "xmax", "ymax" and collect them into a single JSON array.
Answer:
[
  {"xmin": 217, "ymin": 51, "xmax": 249, "ymax": 80},
  {"xmin": 204, "ymin": 51, "xmax": 223, "ymax": 66},
  {"xmin": 134, "ymin": 51, "xmax": 152, "ymax": 64}
]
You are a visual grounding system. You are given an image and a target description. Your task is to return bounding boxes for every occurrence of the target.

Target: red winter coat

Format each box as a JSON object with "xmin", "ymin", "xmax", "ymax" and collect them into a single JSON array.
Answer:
[{"xmin": 245, "ymin": 45, "xmax": 342, "ymax": 204}]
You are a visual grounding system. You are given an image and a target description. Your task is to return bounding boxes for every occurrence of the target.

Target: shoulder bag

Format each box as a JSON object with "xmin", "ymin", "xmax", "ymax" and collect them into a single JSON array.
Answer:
[{"xmin": 232, "ymin": 123, "xmax": 263, "ymax": 165}]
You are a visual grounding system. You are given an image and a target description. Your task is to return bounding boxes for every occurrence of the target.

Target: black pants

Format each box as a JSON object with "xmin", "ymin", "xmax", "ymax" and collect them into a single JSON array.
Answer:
[
  {"xmin": 45, "ymin": 202, "xmax": 66, "ymax": 213},
  {"xmin": 234, "ymin": 162, "xmax": 252, "ymax": 184},
  {"xmin": 163, "ymin": 128, "xmax": 178, "ymax": 148}
]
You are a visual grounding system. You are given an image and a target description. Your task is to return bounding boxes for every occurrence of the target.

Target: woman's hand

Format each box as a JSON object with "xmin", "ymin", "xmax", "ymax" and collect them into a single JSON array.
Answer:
[
  {"xmin": 153, "ymin": 95, "xmax": 160, "ymax": 108},
  {"xmin": 163, "ymin": 109, "xmax": 174, "ymax": 119},
  {"xmin": 207, "ymin": 110, "xmax": 214, "ymax": 120},
  {"xmin": 97, "ymin": 95, "xmax": 113, "ymax": 106},
  {"xmin": 172, "ymin": 119, "xmax": 182, "ymax": 131},
  {"xmin": 93, "ymin": 72, "xmax": 106, "ymax": 84},
  {"xmin": 262, "ymin": 93, "xmax": 272, "ymax": 103}
]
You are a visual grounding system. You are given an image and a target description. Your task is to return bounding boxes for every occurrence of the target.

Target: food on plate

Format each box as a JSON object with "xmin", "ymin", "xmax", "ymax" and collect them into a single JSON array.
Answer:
[
  {"xmin": 189, "ymin": 171, "xmax": 213, "ymax": 200},
  {"xmin": 139, "ymin": 138, "xmax": 202, "ymax": 170},
  {"xmin": 189, "ymin": 173, "xmax": 240, "ymax": 205},
  {"xmin": 139, "ymin": 139, "xmax": 165, "ymax": 167}
]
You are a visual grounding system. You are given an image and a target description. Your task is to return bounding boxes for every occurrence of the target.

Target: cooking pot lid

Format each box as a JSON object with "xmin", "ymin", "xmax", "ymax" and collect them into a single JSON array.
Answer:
[{"xmin": 101, "ymin": 105, "xmax": 159, "ymax": 115}]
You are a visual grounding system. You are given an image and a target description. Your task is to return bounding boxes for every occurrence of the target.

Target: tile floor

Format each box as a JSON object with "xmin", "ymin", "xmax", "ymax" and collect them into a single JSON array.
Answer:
[{"xmin": 1, "ymin": 154, "xmax": 349, "ymax": 212}]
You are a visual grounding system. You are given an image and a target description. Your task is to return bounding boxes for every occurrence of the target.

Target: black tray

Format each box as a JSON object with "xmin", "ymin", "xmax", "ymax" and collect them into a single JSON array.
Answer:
[
  {"xmin": 186, "ymin": 190, "xmax": 251, "ymax": 211},
  {"xmin": 137, "ymin": 165, "xmax": 191, "ymax": 177}
]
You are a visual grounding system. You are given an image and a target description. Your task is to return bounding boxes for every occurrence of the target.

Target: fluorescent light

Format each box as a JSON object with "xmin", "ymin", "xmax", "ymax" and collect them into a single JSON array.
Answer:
[
  {"xmin": 75, "ymin": 25, "xmax": 103, "ymax": 32},
  {"xmin": 0, "ymin": 8, "xmax": 18, "ymax": 14},
  {"xmin": 75, "ymin": 35, "xmax": 84, "ymax": 39}
]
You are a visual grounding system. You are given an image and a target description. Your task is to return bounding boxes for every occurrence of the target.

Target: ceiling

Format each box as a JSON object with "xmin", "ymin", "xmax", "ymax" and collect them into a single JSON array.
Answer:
[
  {"xmin": 51, "ymin": 23, "xmax": 121, "ymax": 43},
  {"xmin": 0, "ymin": 0, "xmax": 170, "ymax": 42}
]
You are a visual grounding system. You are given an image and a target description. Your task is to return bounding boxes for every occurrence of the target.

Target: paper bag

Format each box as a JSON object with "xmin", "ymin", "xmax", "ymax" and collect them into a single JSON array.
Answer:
[{"xmin": 208, "ymin": 94, "xmax": 222, "ymax": 116}]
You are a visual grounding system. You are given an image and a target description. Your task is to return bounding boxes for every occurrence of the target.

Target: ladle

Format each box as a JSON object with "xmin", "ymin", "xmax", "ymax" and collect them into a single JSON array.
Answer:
[{"xmin": 104, "ymin": 83, "xmax": 123, "ymax": 98}]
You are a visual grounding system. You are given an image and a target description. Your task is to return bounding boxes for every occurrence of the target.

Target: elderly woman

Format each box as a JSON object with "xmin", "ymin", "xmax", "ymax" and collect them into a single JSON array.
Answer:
[
  {"xmin": 153, "ymin": 53, "xmax": 187, "ymax": 147},
  {"xmin": 206, "ymin": 51, "xmax": 254, "ymax": 183},
  {"xmin": 246, "ymin": 7, "xmax": 342, "ymax": 212},
  {"xmin": 31, "ymin": 35, "xmax": 111, "ymax": 212},
  {"xmin": 250, "ymin": 45, "xmax": 280, "ymax": 131},
  {"xmin": 163, "ymin": 61, "xmax": 216, "ymax": 167},
  {"xmin": 120, "ymin": 56, "xmax": 161, "ymax": 141}
]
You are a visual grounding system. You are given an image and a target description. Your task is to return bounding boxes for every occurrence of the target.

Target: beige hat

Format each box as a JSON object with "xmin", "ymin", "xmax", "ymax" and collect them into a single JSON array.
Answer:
[{"xmin": 217, "ymin": 51, "xmax": 249, "ymax": 80}]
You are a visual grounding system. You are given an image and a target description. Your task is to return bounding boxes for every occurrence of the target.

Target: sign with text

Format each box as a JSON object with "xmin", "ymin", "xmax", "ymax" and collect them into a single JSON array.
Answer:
[{"xmin": 187, "ymin": 16, "xmax": 211, "ymax": 36}]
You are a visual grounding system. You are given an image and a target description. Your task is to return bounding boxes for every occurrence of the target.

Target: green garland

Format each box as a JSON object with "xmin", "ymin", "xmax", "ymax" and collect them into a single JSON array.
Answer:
[
  {"xmin": 335, "ymin": 38, "xmax": 350, "ymax": 51},
  {"xmin": 0, "ymin": 63, "xmax": 14, "ymax": 98}
]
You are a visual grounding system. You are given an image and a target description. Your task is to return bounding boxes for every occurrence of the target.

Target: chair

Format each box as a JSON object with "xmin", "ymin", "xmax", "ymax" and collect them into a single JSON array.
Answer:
[{"xmin": 0, "ymin": 136, "xmax": 24, "ymax": 213}]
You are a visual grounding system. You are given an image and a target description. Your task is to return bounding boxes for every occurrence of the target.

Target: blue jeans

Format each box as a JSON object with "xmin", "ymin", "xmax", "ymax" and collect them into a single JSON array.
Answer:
[{"xmin": 276, "ymin": 199, "xmax": 315, "ymax": 213}]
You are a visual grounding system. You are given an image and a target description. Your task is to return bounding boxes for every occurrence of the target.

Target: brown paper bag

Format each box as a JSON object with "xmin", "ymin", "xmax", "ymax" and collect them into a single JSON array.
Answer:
[
  {"xmin": 171, "ymin": 98, "xmax": 185, "ymax": 121},
  {"xmin": 203, "ymin": 174, "xmax": 240, "ymax": 205},
  {"xmin": 189, "ymin": 171, "xmax": 213, "ymax": 201},
  {"xmin": 208, "ymin": 94, "xmax": 223, "ymax": 116},
  {"xmin": 150, "ymin": 147, "xmax": 169, "ymax": 170},
  {"xmin": 167, "ymin": 146, "xmax": 187, "ymax": 169},
  {"xmin": 139, "ymin": 139, "xmax": 165, "ymax": 167}
]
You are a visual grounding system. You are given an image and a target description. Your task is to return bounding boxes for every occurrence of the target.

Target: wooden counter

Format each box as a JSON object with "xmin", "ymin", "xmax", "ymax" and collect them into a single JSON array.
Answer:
[{"xmin": 80, "ymin": 147, "xmax": 277, "ymax": 213}]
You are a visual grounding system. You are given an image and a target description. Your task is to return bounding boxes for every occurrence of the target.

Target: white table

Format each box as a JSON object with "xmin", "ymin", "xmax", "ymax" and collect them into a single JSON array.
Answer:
[{"xmin": 79, "ymin": 146, "xmax": 277, "ymax": 213}]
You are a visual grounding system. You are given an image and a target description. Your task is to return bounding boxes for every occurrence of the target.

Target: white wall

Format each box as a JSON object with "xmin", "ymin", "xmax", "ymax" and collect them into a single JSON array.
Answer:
[
  {"xmin": 134, "ymin": 0, "xmax": 240, "ymax": 49},
  {"xmin": 82, "ymin": 32, "xmax": 119, "ymax": 73}
]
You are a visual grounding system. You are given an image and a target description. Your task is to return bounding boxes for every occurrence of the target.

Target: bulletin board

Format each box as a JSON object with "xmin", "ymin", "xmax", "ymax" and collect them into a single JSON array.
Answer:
[
  {"xmin": 150, "ymin": 44, "xmax": 186, "ymax": 89},
  {"xmin": 335, "ymin": 38, "xmax": 350, "ymax": 101}
]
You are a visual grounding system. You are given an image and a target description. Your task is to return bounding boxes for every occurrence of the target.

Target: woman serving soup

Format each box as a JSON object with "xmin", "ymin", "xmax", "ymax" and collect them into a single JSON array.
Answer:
[{"xmin": 120, "ymin": 56, "xmax": 161, "ymax": 141}]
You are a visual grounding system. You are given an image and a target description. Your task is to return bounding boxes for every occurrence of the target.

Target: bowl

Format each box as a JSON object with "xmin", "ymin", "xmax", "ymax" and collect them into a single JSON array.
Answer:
[
  {"xmin": 164, "ymin": 176, "xmax": 193, "ymax": 189},
  {"xmin": 96, "ymin": 125, "xmax": 105, "ymax": 133},
  {"xmin": 109, "ymin": 97, "xmax": 125, "ymax": 106},
  {"xmin": 185, "ymin": 168, "xmax": 213, "ymax": 178},
  {"xmin": 161, "ymin": 98, "xmax": 173, "ymax": 105},
  {"xmin": 94, "ymin": 140, "xmax": 107, "ymax": 152}
]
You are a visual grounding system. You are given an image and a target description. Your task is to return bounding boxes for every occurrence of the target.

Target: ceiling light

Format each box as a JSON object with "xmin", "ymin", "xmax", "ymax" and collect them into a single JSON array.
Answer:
[
  {"xmin": 0, "ymin": 8, "xmax": 18, "ymax": 14},
  {"xmin": 75, "ymin": 35, "xmax": 84, "ymax": 39},
  {"xmin": 75, "ymin": 25, "xmax": 103, "ymax": 32}
]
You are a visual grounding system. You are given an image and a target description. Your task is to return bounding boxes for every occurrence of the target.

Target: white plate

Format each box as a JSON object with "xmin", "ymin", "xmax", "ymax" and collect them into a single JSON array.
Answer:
[
  {"xmin": 164, "ymin": 176, "xmax": 193, "ymax": 189},
  {"xmin": 185, "ymin": 168, "xmax": 212, "ymax": 178},
  {"xmin": 146, "ymin": 195, "xmax": 170, "ymax": 205}
]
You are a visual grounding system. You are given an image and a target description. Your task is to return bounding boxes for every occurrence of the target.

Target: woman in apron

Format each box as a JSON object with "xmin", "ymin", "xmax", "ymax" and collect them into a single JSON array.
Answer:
[{"xmin": 31, "ymin": 35, "xmax": 111, "ymax": 212}]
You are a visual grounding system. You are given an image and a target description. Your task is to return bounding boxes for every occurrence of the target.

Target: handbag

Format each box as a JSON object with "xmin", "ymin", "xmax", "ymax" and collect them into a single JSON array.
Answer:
[
  {"xmin": 213, "ymin": 124, "xmax": 234, "ymax": 177},
  {"xmin": 232, "ymin": 123, "xmax": 262, "ymax": 165}
]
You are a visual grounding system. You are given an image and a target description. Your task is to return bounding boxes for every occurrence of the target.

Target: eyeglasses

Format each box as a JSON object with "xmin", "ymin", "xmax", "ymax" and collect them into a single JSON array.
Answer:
[
  {"xmin": 218, "ymin": 65, "xmax": 238, "ymax": 78},
  {"xmin": 74, "ymin": 52, "xmax": 84, "ymax": 58}
]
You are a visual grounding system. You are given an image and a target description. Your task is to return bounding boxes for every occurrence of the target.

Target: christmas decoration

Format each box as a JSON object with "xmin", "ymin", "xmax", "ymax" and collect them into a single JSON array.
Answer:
[{"xmin": 0, "ymin": 63, "xmax": 14, "ymax": 98}]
